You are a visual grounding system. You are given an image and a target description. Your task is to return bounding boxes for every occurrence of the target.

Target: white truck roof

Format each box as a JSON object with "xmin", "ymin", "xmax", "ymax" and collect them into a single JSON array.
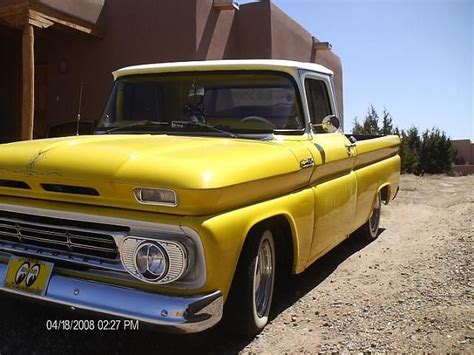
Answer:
[{"xmin": 113, "ymin": 59, "xmax": 333, "ymax": 80}]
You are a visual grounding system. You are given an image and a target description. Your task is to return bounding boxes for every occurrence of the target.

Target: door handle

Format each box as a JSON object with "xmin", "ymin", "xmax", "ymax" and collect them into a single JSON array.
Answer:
[{"xmin": 300, "ymin": 157, "xmax": 315, "ymax": 169}]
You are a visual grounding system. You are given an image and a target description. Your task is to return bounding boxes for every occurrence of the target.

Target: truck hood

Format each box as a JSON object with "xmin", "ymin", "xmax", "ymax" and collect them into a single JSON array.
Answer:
[{"xmin": 0, "ymin": 135, "xmax": 313, "ymax": 215}]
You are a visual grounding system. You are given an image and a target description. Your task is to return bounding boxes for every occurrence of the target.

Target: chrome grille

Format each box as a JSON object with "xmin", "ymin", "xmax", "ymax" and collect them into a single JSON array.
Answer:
[{"xmin": 0, "ymin": 211, "xmax": 129, "ymax": 261}]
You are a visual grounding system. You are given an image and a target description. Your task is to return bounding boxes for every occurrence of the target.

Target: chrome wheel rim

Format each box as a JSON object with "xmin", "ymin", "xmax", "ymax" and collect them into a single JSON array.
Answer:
[
  {"xmin": 254, "ymin": 233, "xmax": 274, "ymax": 318},
  {"xmin": 369, "ymin": 194, "xmax": 381, "ymax": 235}
]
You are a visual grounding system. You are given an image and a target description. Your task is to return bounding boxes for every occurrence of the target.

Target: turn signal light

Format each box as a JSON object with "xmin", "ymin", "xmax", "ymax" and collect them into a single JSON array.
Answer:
[{"xmin": 133, "ymin": 188, "xmax": 178, "ymax": 207}]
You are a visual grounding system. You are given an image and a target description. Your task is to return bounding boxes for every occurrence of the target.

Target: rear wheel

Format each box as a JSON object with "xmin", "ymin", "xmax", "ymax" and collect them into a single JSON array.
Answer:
[
  {"xmin": 357, "ymin": 191, "xmax": 382, "ymax": 241},
  {"xmin": 225, "ymin": 227, "xmax": 276, "ymax": 336}
]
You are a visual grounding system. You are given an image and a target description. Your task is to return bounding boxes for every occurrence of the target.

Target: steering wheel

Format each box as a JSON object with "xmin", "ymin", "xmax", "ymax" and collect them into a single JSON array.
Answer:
[{"xmin": 240, "ymin": 116, "xmax": 275, "ymax": 128}]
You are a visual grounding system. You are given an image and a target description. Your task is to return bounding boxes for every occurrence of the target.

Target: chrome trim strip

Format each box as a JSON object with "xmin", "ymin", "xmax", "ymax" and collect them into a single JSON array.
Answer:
[
  {"xmin": 0, "ymin": 263, "xmax": 222, "ymax": 333},
  {"xmin": 6, "ymin": 234, "xmax": 116, "ymax": 254},
  {"xmin": 68, "ymin": 233, "xmax": 116, "ymax": 245},
  {"xmin": 0, "ymin": 242, "xmax": 124, "ymax": 272},
  {"xmin": 0, "ymin": 214, "xmax": 126, "ymax": 239}
]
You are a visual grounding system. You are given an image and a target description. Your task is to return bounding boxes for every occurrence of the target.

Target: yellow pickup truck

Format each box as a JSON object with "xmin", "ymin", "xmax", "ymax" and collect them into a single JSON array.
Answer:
[{"xmin": 0, "ymin": 60, "xmax": 400, "ymax": 335}]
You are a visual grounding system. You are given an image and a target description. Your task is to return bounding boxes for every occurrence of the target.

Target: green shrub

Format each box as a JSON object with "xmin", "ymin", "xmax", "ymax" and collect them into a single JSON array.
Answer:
[
  {"xmin": 351, "ymin": 106, "xmax": 455, "ymax": 174},
  {"xmin": 419, "ymin": 129, "xmax": 455, "ymax": 173}
]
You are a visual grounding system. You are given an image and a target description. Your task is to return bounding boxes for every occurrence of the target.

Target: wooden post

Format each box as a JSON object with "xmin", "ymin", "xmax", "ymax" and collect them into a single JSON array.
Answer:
[{"xmin": 21, "ymin": 23, "xmax": 35, "ymax": 140}]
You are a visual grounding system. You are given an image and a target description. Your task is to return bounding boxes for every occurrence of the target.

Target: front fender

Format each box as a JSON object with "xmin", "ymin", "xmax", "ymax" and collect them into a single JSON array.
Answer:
[{"xmin": 184, "ymin": 187, "xmax": 315, "ymax": 299}]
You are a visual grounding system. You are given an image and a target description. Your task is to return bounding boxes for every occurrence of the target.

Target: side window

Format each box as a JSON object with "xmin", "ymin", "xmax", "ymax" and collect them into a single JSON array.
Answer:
[{"xmin": 304, "ymin": 79, "xmax": 333, "ymax": 133}]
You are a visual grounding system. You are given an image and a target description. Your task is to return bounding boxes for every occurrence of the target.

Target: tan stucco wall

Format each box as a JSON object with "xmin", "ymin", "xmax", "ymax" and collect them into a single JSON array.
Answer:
[
  {"xmin": 452, "ymin": 139, "xmax": 474, "ymax": 165},
  {"xmin": 269, "ymin": 2, "xmax": 344, "ymax": 125}
]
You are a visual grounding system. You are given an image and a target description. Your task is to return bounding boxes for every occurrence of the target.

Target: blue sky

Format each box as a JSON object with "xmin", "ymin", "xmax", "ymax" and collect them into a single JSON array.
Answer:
[{"xmin": 263, "ymin": 0, "xmax": 473, "ymax": 139}]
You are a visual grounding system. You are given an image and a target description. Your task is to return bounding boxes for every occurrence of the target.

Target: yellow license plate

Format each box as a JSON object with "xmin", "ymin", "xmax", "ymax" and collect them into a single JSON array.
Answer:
[{"xmin": 3, "ymin": 256, "xmax": 53, "ymax": 296}]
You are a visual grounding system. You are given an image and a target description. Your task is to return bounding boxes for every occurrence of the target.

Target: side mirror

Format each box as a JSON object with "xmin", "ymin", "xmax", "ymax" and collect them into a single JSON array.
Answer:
[{"xmin": 313, "ymin": 115, "xmax": 340, "ymax": 133}]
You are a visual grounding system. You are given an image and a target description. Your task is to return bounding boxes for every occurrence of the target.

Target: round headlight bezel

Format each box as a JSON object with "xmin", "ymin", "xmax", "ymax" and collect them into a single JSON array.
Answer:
[{"xmin": 120, "ymin": 236, "xmax": 188, "ymax": 285}]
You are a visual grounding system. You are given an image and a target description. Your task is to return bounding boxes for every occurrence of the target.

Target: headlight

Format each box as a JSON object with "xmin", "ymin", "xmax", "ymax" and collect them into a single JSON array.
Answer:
[
  {"xmin": 135, "ymin": 242, "xmax": 168, "ymax": 281},
  {"xmin": 121, "ymin": 237, "xmax": 187, "ymax": 284},
  {"xmin": 134, "ymin": 188, "xmax": 178, "ymax": 207}
]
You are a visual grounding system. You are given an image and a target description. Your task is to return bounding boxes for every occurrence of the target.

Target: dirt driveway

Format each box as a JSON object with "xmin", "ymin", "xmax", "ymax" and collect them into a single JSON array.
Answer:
[{"xmin": 0, "ymin": 174, "xmax": 472, "ymax": 354}]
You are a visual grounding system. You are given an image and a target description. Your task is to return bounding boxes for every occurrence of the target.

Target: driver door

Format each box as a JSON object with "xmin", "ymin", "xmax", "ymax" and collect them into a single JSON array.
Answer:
[{"xmin": 302, "ymin": 74, "xmax": 358, "ymax": 265}]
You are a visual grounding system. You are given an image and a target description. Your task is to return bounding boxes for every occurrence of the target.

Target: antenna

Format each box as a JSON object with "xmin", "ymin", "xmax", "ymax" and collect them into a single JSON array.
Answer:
[{"xmin": 76, "ymin": 82, "xmax": 84, "ymax": 136}]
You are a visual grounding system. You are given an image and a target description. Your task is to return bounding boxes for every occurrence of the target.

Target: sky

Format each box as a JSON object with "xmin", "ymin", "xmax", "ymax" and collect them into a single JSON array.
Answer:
[{"xmin": 254, "ymin": 0, "xmax": 473, "ymax": 140}]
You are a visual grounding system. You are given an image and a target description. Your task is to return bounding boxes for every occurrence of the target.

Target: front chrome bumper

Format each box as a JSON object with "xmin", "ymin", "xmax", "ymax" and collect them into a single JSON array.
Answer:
[{"xmin": 0, "ymin": 263, "xmax": 223, "ymax": 333}]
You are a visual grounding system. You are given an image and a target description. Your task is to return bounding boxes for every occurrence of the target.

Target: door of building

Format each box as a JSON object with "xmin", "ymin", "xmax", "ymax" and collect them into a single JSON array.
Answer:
[{"xmin": 0, "ymin": 28, "xmax": 21, "ymax": 143}]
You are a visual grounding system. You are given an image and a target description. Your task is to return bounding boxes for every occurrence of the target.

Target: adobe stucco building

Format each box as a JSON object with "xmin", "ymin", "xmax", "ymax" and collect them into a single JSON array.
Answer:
[
  {"xmin": 0, "ymin": 0, "xmax": 343, "ymax": 143},
  {"xmin": 451, "ymin": 139, "xmax": 474, "ymax": 175}
]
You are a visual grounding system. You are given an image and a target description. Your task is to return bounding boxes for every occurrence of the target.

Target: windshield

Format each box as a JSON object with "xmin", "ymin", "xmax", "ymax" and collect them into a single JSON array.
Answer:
[{"xmin": 96, "ymin": 71, "xmax": 304, "ymax": 136}]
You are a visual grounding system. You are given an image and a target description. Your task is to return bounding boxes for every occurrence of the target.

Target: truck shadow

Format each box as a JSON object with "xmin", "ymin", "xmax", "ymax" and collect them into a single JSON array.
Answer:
[
  {"xmin": 271, "ymin": 230, "xmax": 383, "ymax": 317},
  {"xmin": 0, "ymin": 230, "xmax": 384, "ymax": 355}
]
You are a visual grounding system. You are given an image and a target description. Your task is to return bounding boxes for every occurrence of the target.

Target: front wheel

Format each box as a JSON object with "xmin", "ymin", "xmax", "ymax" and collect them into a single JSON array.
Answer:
[{"xmin": 224, "ymin": 228, "xmax": 276, "ymax": 336}]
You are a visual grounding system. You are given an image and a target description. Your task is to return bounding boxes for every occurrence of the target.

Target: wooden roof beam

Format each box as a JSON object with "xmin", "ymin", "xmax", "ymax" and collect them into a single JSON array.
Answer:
[
  {"xmin": 312, "ymin": 37, "xmax": 333, "ymax": 51},
  {"xmin": 213, "ymin": 0, "xmax": 240, "ymax": 11},
  {"xmin": 0, "ymin": 1, "xmax": 102, "ymax": 36},
  {"xmin": 29, "ymin": 9, "xmax": 92, "ymax": 34},
  {"xmin": 28, "ymin": 10, "xmax": 54, "ymax": 28}
]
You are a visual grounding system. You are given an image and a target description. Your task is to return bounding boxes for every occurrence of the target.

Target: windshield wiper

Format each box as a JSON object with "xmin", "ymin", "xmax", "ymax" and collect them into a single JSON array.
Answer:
[
  {"xmin": 170, "ymin": 121, "xmax": 237, "ymax": 138},
  {"xmin": 101, "ymin": 120, "xmax": 236, "ymax": 138},
  {"xmin": 103, "ymin": 120, "xmax": 169, "ymax": 134}
]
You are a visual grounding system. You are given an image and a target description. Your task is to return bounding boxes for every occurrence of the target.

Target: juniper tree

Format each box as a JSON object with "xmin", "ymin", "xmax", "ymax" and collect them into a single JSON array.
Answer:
[{"xmin": 351, "ymin": 106, "xmax": 454, "ymax": 174}]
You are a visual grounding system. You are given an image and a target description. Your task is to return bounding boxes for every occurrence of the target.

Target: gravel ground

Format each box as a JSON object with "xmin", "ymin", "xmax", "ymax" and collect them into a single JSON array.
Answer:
[{"xmin": 0, "ymin": 174, "xmax": 472, "ymax": 354}]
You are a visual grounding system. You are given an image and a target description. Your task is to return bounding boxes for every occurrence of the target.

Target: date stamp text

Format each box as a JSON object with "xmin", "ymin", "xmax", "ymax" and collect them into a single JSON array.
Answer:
[{"xmin": 46, "ymin": 319, "xmax": 139, "ymax": 331}]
